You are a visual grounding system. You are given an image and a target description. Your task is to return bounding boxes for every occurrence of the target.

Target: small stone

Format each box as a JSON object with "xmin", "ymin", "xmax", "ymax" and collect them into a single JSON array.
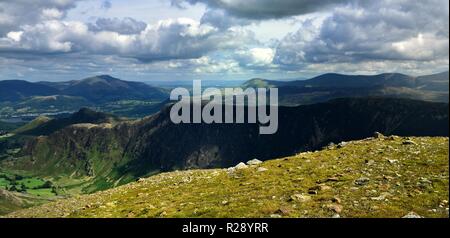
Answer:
[
  {"xmin": 221, "ymin": 200, "xmax": 228, "ymax": 205},
  {"xmin": 257, "ymin": 167, "xmax": 268, "ymax": 172},
  {"xmin": 270, "ymin": 214, "xmax": 282, "ymax": 218},
  {"xmin": 247, "ymin": 159, "xmax": 263, "ymax": 165},
  {"xmin": 326, "ymin": 142, "xmax": 336, "ymax": 149},
  {"xmin": 137, "ymin": 178, "xmax": 145, "ymax": 183},
  {"xmin": 387, "ymin": 135, "xmax": 398, "ymax": 140},
  {"xmin": 332, "ymin": 197, "xmax": 341, "ymax": 204},
  {"xmin": 275, "ymin": 208, "xmax": 291, "ymax": 215},
  {"xmin": 402, "ymin": 211, "xmax": 423, "ymax": 218},
  {"xmin": 332, "ymin": 214, "xmax": 341, "ymax": 218},
  {"xmin": 327, "ymin": 204, "xmax": 343, "ymax": 213},
  {"xmin": 365, "ymin": 160, "xmax": 375, "ymax": 166},
  {"xmin": 402, "ymin": 140, "xmax": 417, "ymax": 145},
  {"xmin": 373, "ymin": 132, "xmax": 384, "ymax": 139},
  {"xmin": 355, "ymin": 177, "xmax": 370, "ymax": 186},
  {"xmin": 326, "ymin": 177, "xmax": 340, "ymax": 182},
  {"xmin": 387, "ymin": 159, "xmax": 398, "ymax": 164},
  {"xmin": 290, "ymin": 194, "xmax": 312, "ymax": 202},
  {"xmin": 308, "ymin": 185, "xmax": 331, "ymax": 194},
  {"xmin": 419, "ymin": 177, "xmax": 432, "ymax": 184},
  {"xmin": 234, "ymin": 162, "xmax": 248, "ymax": 170},
  {"xmin": 337, "ymin": 142, "xmax": 348, "ymax": 148}
]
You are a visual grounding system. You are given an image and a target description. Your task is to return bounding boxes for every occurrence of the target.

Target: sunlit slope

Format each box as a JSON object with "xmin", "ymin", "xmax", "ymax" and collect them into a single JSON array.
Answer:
[{"xmin": 6, "ymin": 135, "xmax": 448, "ymax": 218}]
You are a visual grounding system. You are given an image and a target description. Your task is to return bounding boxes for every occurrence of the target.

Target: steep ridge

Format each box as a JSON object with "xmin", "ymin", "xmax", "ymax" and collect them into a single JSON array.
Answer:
[
  {"xmin": 2, "ymin": 97, "xmax": 448, "ymax": 193},
  {"xmin": 17, "ymin": 108, "xmax": 122, "ymax": 136}
]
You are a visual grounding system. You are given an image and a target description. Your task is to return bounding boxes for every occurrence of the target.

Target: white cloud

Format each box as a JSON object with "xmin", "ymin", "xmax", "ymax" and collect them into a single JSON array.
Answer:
[
  {"xmin": 0, "ymin": 18, "xmax": 257, "ymax": 62},
  {"xmin": 0, "ymin": 0, "xmax": 81, "ymax": 36},
  {"xmin": 235, "ymin": 48, "xmax": 275, "ymax": 68},
  {"xmin": 273, "ymin": 0, "xmax": 449, "ymax": 70}
]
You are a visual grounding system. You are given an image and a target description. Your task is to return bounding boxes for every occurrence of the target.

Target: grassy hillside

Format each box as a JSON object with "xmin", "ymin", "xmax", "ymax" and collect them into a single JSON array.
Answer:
[{"xmin": 5, "ymin": 135, "xmax": 448, "ymax": 218}]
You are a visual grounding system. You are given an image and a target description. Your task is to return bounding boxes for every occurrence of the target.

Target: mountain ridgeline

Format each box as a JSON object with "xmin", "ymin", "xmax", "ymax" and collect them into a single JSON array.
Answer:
[
  {"xmin": 1, "ymin": 71, "xmax": 448, "ymax": 119},
  {"xmin": 3, "ymin": 97, "xmax": 448, "ymax": 192},
  {"xmin": 242, "ymin": 71, "xmax": 449, "ymax": 105},
  {"xmin": 0, "ymin": 75, "xmax": 167, "ymax": 103}
]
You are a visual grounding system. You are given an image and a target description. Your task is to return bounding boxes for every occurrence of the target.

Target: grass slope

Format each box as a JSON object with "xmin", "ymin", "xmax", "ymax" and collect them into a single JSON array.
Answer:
[{"xmin": 5, "ymin": 135, "xmax": 449, "ymax": 218}]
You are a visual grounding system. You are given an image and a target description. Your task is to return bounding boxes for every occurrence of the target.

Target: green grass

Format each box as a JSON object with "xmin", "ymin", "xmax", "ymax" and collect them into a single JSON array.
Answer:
[
  {"xmin": 18, "ymin": 178, "xmax": 46, "ymax": 189},
  {"xmin": 26, "ymin": 188, "xmax": 55, "ymax": 197},
  {"xmin": 0, "ymin": 178, "xmax": 10, "ymax": 189},
  {"xmin": 5, "ymin": 136, "xmax": 449, "ymax": 218}
]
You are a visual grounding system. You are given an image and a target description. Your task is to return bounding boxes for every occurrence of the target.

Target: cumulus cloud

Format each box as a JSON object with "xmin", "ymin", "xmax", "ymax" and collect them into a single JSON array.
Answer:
[
  {"xmin": 0, "ymin": 18, "xmax": 257, "ymax": 62},
  {"xmin": 172, "ymin": 0, "xmax": 352, "ymax": 19},
  {"xmin": 0, "ymin": 0, "xmax": 448, "ymax": 80},
  {"xmin": 274, "ymin": 0, "xmax": 449, "ymax": 69},
  {"xmin": 234, "ymin": 47, "xmax": 276, "ymax": 68},
  {"xmin": 0, "ymin": 0, "xmax": 80, "ymax": 36}
]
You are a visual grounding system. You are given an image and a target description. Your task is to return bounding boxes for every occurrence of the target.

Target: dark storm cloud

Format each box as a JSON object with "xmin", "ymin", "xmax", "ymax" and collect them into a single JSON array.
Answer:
[
  {"xmin": 200, "ymin": 9, "xmax": 253, "ymax": 29},
  {"xmin": 172, "ymin": 0, "xmax": 352, "ymax": 19}
]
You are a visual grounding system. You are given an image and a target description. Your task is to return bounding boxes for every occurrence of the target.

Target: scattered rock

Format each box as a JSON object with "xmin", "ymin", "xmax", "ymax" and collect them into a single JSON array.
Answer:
[
  {"xmin": 270, "ymin": 214, "xmax": 282, "ymax": 218},
  {"xmin": 402, "ymin": 211, "xmax": 423, "ymax": 218},
  {"xmin": 290, "ymin": 194, "xmax": 312, "ymax": 202},
  {"xmin": 257, "ymin": 167, "xmax": 268, "ymax": 172},
  {"xmin": 308, "ymin": 185, "xmax": 331, "ymax": 194},
  {"xmin": 355, "ymin": 177, "xmax": 370, "ymax": 186},
  {"xmin": 137, "ymin": 178, "xmax": 145, "ymax": 183},
  {"xmin": 419, "ymin": 177, "xmax": 432, "ymax": 184},
  {"xmin": 234, "ymin": 162, "xmax": 248, "ymax": 170},
  {"xmin": 326, "ymin": 142, "xmax": 336, "ymax": 149},
  {"xmin": 337, "ymin": 142, "xmax": 348, "ymax": 148},
  {"xmin": 221, "ymin": 200, "xmax": 228, "ymax": 205},
  {"xmin": 387, "ymin": 159, "xmax": 398, "ymax": 164},
  {"xmin": 327, "ymin": 204, "xmax": 343, "ymax": 213},
  {"xmin": 332, "ymin": 197, "xmax": 341, "ymax": 204},
  {"xmin": 327, "ymin": 177, "xmax": 340, "ymax": 182},
  {"xmin": 332, "ymin": 214, "xmax": 341, "ymax": 218},
  {"xmin": 402, "ymin": 140, "xmax": 417, "ymax": 145},
  {"xmin": 370, "ymin": 192, "xmax": 391, "ymax": 201},
  {"xmin": 387, "ymin": 135, "xmax": 399, "ymax": 140},
  {"xmin": 373, "ymin": 132, "xmax": 384, "ymax": 139},
  {"xmin": 365, "ymin": 160, "xmax": 375, "ymax": 166},
  {"xmin": 247, "ymin": 159, "xmax": 263, "ymax": 165},
  {"xmin": 275, "ymin": 208, "xmax": 291, "ymax": 215}
]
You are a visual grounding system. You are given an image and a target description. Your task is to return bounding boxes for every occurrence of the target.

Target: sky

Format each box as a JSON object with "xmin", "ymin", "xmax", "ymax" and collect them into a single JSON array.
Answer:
[{"xmin": 0, "ymin": 0, "xmax": 448, "ymax": 82}]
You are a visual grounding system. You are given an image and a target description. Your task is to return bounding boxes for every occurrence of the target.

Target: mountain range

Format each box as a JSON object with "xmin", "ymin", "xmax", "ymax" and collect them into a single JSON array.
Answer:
[
  {"xmin": 2, "ymin": 97, "xmax": 447, "ymax": 193},
  {"xmin": 0, "ymin": 75, "xmax": 167, "ymax": 103},
  {"xmin": 0, "ymin": 71, "xmax": 449, "ymax": 215},
  {"xmin": 243, "ymin": 71, "xmax": 449, "ymax": 105}
]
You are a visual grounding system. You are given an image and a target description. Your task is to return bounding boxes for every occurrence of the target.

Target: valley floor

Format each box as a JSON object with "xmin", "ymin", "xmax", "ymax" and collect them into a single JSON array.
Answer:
[{"xmin": 4, "ymin": 135, "xmax": 449, "ymax": 218}]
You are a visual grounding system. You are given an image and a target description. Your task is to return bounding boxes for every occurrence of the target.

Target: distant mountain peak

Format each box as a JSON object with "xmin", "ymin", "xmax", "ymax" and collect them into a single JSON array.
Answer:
[{"xmin": 94, "ymin": 75, "xmax": 120, "ymax": 81}]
